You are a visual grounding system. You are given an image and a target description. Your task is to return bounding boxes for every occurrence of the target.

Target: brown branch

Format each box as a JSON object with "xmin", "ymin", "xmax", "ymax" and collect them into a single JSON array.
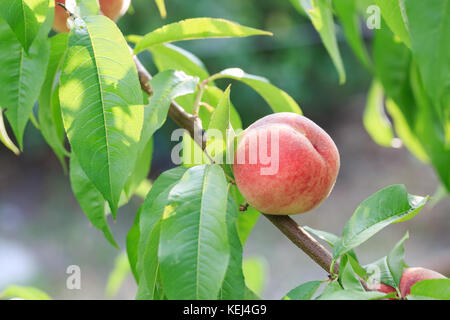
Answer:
[
  {"xmin": 130, "ymin": 49, "xmax": 372, "ymax": 291},
  {"xmin": 263, "ymin": 214, "xmax": 338, "ymax": 275},
  {"xmin": 131, "ymin": 48, "xmax": 207, "ymax": 149}
]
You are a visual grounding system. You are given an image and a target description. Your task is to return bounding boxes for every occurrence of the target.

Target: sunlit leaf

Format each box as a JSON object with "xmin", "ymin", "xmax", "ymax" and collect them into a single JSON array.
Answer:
[
  {"xmin": 0, "ymin": 15, "xmax": 50, "ymax": 149},
  {"xmin": 154, "ymin": 0, "xmax": 167, "ymax": 19},
  {"xmin": 150, "ymin": 43, "xmax": 210, "ymax": 80},
  {"xmin": 243, "ymin": 256, "xmax": 268, "ymax": 296},
  {"xmin": 375, "ymin": 0, "xmax": 411, "ymax": 48},
  {"xmin": 214, "ymin": 68, "xmax": 302, "ymax": 114},
  {"xmin": 1, "ymin": 285, "xmax": 51, "ymax": 300},
  {"xmin": 60, "ymin": 16, "xmax": 144, "ymax": 216},
  {"xmin": 134, "ymin": 18, "xmax": 272, "ymax": 54},
  {"xmin": 363, "ymin": 80, "xmax": 395, "ymax": 147},
  {"xmin": 0, "ymin": 0, "xmax": 50, "ymax": 52}
]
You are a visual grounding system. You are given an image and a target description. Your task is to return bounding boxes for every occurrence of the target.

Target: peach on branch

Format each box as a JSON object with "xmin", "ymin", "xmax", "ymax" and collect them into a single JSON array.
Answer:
[
  {"xmin": 399, "ymin": 267, "xmax": 446, "ymax": 297},
  {"xmin": 53, "ymin": 0, "xmax": 131, "ymax": 33},
  {"xmin": 233, "ymin": 112, "xmax": 340, "ymax": 215}
]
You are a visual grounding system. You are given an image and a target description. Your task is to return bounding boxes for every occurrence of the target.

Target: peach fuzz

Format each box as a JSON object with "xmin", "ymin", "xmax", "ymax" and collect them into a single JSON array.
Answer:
[{"xmin": 233, "ymin": 112, "xmax": 340, "ymax": 215}]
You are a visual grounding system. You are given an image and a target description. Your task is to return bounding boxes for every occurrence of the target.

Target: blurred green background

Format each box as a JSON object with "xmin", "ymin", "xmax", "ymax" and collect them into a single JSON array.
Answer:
[{"xmin": 0, "ymin": 0, "xmax": 448, "ymax": 299}]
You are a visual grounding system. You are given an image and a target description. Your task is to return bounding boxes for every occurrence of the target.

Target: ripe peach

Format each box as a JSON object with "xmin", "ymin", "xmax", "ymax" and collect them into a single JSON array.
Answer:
[
  {"xmin": 369, "ymin": 282, "xmax": 397, "ymax": 299},
  {"xmin": 53, "ymin": 0, "xmax": 131, "ymax": 33},
  {"xmin": 99, "ymin": 0, "xmax": 131, "ymax": 21},
  {"xmin": 233, "ymin": 112, "xmax": 340, "ymax": 215},
  {"xmin": 375, "ymin": 283, "xmax": 396, "ymax": 294},
  {"xmin": 54, "ymin": 0, "xmax": 70, "ymax": 33},
  {"xmin": 399, "ymin": 267, "xmax": 446, "ymax": 297}
]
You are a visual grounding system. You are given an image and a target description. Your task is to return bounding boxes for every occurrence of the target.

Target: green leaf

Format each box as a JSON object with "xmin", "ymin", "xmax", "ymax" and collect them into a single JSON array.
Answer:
[
  {"xmin": 207, "ymin": 85, "xmax": 232, "ymax": 162},
  {"xmin": 318, "ymin": 277, "xmax": 389, "ymax": 300},
  {"xmin": 159, "ymin": 165, "xmax": 230, "ymax": 299},
  {"xmin": 375, "ymin": 0, "xmax": 411, "ymax": 48},
  {"xmin": 318, "ymin": 288, "xmax": 388, "ymax": 300},
  {"xmin": 243, "ymin": 256, "xmax": 268, "ymax": 296},
  {"xmin": 76, "ymin": 0, "xmax": 100, "ymax": 16},
  {"xmin": 231, "ymin": 185, "xmax": 260, "ymax": 245},
  {"xmin": 373, "ymin": 22, "xmax": 415, "ymax": 118},
  {"xmin": 365, "ymin": 256, "xmax": 396, "ymax": 288},
  {"xmin": 139, "ymin": 70, "xmax": 198, "ymax": 154},
  {"xmin": 405, "ymin": 0, "xmax": 450, "ymax": 131},
  {"xmin": 408, "ymin": 62, "xmax": 450, "ymax": 191},
  {"xmin": 0, "ymin": 108, "xmax": 20, "ymax": 155},
  {"xmin": 289, "ymin": 0, "xmax": 311, "ymax": 17},
  {"xmin": 175, "ymin": 86, "xmax": 242, "ymax": 130},
  {"xmin": 38, "ymin": 33, "xmax": 70, "ymax": 169},
  {"xmin": 333, "ymin": 0, "xmax": 371, "ymax": 69},
  {"xmin": 134, "ymin": 18, "xmax": 272, "ymax": 54},
  {"xmin": 339, "ymin": 255, "xmax": 364, "ymax": 291},
  {"xmin": 105, "ymin": 251, "xmax": 131, "ymax": 298},
  {"xmin": 214, "ymin": 68, "xmax": 302, "ymax": 114},
  {"xmin": 385, "ymin": 98, "xmax": 429, "ymax": 163},
  {"xmin": 333, "ymin": 185, "xmax": 427, "ymax": 258},
  {"xmin": 373, "ymin": 21, "xmax": 430, "ymax": 162},
  {"xmin": 136, "ymin": 166, "xmax": 187, "ymax": 299},
  {"xmin": 303, "ymin": 226, "xmax": 359, "ymax": 262},
  {"xmin": 181, "ymin": 131, "xmax": 211, "ymax": 167},
  {"xmin": 363, "ymin": 80, "xmax": 395, "ymax": 147},
  {"xmin": 0, "ymin": 0, "xmax": 49, "ymax": 52},
  {"xmin": 316, "ymin": 279, "xmax": 342, "ymax": 299},
  {"xmin": 364, "ymin": 231, "xmax": 409, "ymax": 290},
  {"xmin": 154, "ymin": 0, "xmax": 167, "ymax": 19},
  {"xmin": 150, "ymin": 43, "xmax": 210, "ymax": 80},
  {"xmin": 346, "ymin": 253, "xmax": 367, "ymax": 280},
  {"xmin": 387, "ymin": 232, "xmax": 409, "ymax": 287},
  {"xmin": 69, "ymin": 154, "xmax": 118, "ymax": 248},
  {"xmin": 283, "ymin": 281, "xmax": 323, "ymax": 300},
  {"xmin": 59, "ymin": 15, "xmax": 144, "ymax": 216},
  {"xmin": 244, "ymin": 286, "xmax": 262, "ymax": 300},
  {"xmin": 124, "ymin": 138, "xmax": 153, "ymax": 200},
  {"xmin": 219, "ymin": 191, "xmax": 246, "ymax": 300},
  {"xmin": 136, "ymin": 221, "xmax": 164, "ymax": 300},
  {"xmin": 307, "ymin": 0, "xmax": 346, "ymax": 84},
  {"xmin": 126, "ymin": 207, "xmax": 140, "ymax": 281},
  {"xmin": 0, "ymin": 15, "xmax": 50, "ymax": 149},
  {"xmin": 303, "ymin": 226, "xmax": 340, "ymax": 246},
  {"xmin": 1, "ymin": 285, "xmax": 51, "ymax": 300},
  {"xmin": 208, "ymin": 85, "xmax": 231, "ymax": 138},
  {"xmin": 409, "ymin": 279, "xmax": 450, "ymax": 300}
]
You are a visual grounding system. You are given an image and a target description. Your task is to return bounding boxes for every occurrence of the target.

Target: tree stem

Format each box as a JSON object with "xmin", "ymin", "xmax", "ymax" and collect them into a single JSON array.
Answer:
[{"xmin": 263, "ymin": 214, "xmax": 339, "ymax": 275}]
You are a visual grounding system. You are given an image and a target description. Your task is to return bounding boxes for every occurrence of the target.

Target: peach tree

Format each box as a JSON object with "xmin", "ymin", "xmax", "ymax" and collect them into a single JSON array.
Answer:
[{"xmin": 0, "ymin": 0, "xmax": 448, "ymax": 300}]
